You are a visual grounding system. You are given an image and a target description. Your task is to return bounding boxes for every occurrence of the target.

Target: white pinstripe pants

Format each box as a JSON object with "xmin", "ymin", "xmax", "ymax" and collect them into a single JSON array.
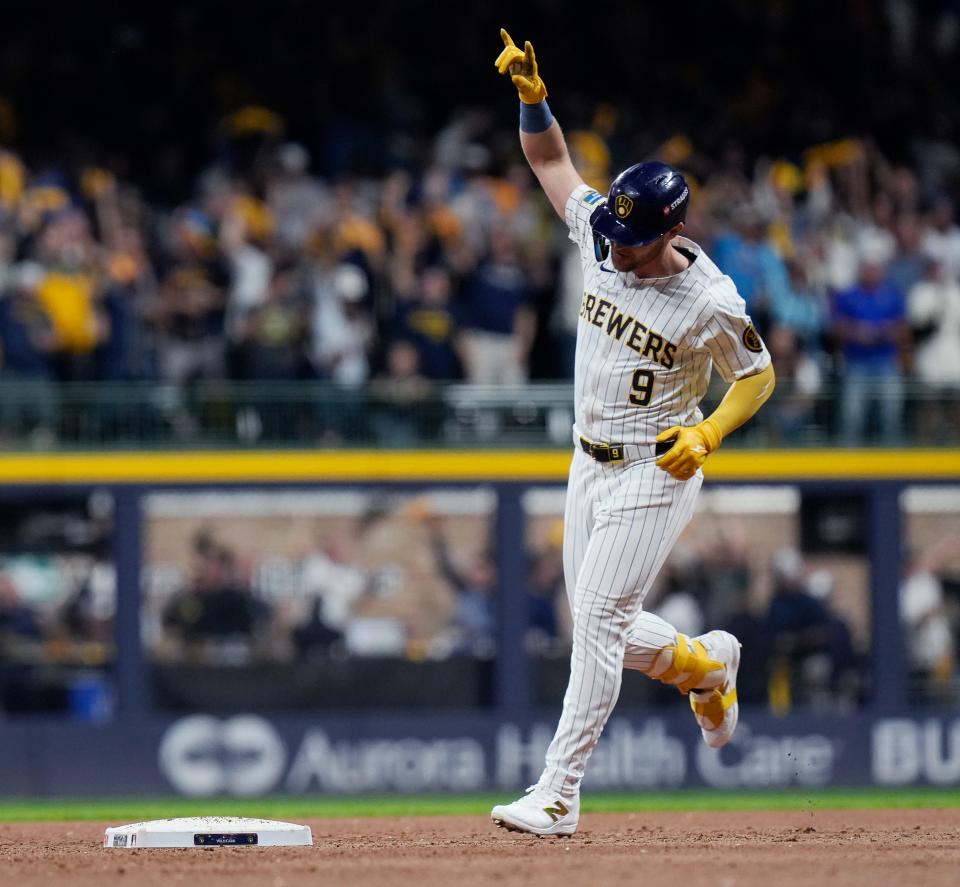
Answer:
[{"xmin": 539, "ymin": 447, "xmax": 702, "ymax": 797}]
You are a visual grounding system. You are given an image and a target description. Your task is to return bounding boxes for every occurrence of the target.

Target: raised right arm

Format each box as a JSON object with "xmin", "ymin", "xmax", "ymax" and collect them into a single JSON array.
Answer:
[{"xmin": 495, "ymin": 29, "xmax": 583, "ymax": 219}]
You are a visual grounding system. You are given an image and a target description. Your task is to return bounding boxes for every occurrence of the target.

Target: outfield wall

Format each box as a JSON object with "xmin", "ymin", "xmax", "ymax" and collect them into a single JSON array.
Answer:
[
  {"xmin": 0, "ymin": 448, "xmax": 958, "ymax": 795},
  {"xmin": 1, "ymin": 711, "xmax": 959, "ymax": 797}
]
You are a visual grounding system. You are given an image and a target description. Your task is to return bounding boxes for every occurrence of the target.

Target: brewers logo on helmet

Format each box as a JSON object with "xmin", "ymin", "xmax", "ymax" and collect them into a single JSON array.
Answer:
[{"xmin": 614, "ymin": 195, "xmax": 633, "ymax": 219}]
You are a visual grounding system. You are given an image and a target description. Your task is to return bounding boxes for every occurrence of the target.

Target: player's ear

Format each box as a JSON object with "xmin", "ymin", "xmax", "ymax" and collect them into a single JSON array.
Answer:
[{"xmin": 668, "ymin": 221, "xmax": 685, "ymax": 238}]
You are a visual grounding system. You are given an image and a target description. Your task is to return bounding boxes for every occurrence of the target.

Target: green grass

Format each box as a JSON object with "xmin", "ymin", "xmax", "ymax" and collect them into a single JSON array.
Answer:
[{"xmin": 0, "ymin": 788, "xmax": 959, "ymax": 822}]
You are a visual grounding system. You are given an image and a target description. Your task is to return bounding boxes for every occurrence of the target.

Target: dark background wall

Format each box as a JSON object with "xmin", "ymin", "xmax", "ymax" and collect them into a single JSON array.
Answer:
[{"xmin": 2, "ymin": 1, "xmax": 957, "ymax": 197}]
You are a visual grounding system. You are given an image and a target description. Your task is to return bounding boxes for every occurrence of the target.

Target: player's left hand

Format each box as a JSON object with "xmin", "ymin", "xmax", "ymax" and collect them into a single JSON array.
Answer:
[{"xmin": 655, "ymin": 423, "xmax": 719, "ymax": 481}]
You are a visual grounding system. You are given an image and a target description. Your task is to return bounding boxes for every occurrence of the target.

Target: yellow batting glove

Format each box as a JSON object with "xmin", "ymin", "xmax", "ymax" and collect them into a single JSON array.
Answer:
[
  {"xmin": 494, "ymin": 28, "xmax": 548, "ymax": 104},
  {"xmin": 655, "ymin": 420, "xmax": 723, "ymax": 482}
]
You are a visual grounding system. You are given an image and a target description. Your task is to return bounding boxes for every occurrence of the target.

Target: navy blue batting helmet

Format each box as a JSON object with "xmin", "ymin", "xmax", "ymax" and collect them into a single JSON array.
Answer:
[{"xmin": 590, "ymin": 161, "xmax": 690, "ymax": 247}]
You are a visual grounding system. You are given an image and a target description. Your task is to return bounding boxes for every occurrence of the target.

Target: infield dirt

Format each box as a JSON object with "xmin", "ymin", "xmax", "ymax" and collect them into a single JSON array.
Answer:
[{"xmin": 1, "ymin": 809, "xmax": 958, "ymax": 886}]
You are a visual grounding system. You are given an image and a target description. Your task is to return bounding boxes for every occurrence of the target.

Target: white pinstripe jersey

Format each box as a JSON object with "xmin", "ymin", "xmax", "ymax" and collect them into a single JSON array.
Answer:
[{"xmin": 565, "ymin": 183, "xmax": 771, "ymax": 446}]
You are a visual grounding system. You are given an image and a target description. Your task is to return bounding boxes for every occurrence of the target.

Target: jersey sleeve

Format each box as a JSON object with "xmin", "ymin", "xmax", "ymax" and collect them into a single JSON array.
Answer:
[
  {"xmin": 695, "ymin": 286, "xmax": 772, "ymax": 383},
  {"xmin": 564, "ymin": 184, "xmax": 605, "ymax": 252}
]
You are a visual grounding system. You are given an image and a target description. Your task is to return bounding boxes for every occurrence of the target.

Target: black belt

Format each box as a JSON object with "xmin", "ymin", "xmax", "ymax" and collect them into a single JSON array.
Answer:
[
  {"xmin": 578, "ymin": 434, "xmax": 676, "ymax": 463},
  {"xmin": 579, "ymin": 436, "xmax": 626, "ymax": 463}
]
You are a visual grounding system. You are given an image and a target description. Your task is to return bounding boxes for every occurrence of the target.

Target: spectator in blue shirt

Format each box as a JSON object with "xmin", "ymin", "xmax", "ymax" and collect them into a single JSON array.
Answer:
[
  {"xmin": 833, "ymin": 255, "xmax": 909, "ymax": 444},
  {"xmin": 773, "ymin": 259, "xmax": 827, "ymax": 348},
  {"xmin": 712, "ymin": 206, "xmax": 789, "ymax": 335}
]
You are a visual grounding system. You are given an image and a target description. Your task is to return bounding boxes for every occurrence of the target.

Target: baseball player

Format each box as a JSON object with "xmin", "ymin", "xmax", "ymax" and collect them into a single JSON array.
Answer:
[{"xmin": 490, "ymin": 30, "xmax": 776, "ymax": 836}]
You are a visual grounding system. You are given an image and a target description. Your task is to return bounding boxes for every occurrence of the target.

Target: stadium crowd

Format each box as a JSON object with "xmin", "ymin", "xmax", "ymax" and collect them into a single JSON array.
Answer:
[
  {"xmin": 2, "ymin": 116, "xmax": 960, "ymax": 445},
  {"xmin": 0, "ymin": 3, "xmax": 958, "ymax": 445}
]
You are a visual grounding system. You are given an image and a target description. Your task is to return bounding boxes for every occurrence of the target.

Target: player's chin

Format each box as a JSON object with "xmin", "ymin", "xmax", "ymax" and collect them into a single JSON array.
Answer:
[{"xmin": 610, "ymin": 249, "xmax": 635, "ymax": 272}]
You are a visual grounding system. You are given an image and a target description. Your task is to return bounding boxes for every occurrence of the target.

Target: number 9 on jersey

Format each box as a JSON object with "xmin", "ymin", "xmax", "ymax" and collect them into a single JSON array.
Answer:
[{"xmin": 629, "ymin": 369, "xmax": 654, "ymax": 407}]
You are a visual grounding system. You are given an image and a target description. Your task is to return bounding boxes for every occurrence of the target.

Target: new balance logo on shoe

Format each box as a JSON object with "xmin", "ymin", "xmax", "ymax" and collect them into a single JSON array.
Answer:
[{"xmin": 543, "ymin": 801, "xmax": 569, "ymax": 823}]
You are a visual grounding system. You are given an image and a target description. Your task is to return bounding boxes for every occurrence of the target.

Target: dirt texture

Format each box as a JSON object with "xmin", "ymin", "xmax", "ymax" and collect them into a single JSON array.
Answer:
[{"xmin": 1, "ymin": 809, "xmax": 958, "ymax": 887}]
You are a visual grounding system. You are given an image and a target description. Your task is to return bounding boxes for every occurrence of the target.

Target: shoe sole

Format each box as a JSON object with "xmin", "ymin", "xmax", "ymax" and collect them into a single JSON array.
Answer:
[{"xmin": 491, "ymin": 814, "xmax": 577, "ymax": 837}]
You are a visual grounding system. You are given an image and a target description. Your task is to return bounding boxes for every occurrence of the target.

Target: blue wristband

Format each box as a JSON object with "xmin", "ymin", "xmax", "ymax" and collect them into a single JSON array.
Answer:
[{"xmin": 519, "ymin": 99, "xmax": 555, "ymax": 134}]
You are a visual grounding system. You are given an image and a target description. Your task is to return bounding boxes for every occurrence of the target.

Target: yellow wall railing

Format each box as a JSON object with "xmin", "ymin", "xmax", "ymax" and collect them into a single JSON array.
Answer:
[{"xmin": 0, "ymin": 448, "xmax": 958, "ymax": 484}]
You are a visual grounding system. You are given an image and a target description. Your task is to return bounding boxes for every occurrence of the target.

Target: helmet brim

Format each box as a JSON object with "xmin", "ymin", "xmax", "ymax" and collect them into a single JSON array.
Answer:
[{"xmin": 589, "ymin": 204, "xmax": 663, "ymax": 248}]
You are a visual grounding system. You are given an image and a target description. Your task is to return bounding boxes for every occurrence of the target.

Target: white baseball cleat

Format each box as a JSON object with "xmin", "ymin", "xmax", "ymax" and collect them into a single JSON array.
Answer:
[
  {"xmin": 688, "ymin": 630, "xmax": 740, "ymax": 749},
  {"xmin": 491, "ymin": 785, "xmax": 580, "ymax": 836}
]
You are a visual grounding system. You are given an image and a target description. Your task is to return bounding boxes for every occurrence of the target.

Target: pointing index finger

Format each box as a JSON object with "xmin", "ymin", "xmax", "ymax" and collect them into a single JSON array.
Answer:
[{"xmin": 500, "ymin": 28, "xmax": 516, "ymax": 48}]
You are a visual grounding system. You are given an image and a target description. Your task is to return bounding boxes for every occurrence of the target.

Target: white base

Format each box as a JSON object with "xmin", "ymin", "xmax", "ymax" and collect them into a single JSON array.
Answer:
[{"xmin": 103, "ymin": 816, "xmax": 313, "ymax": 848}]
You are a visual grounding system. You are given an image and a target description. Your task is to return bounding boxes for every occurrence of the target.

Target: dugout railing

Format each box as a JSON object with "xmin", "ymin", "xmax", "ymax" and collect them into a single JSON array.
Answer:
[{"xmin": 0, "ymin": 379, "xmax": 957, "ymax": 449}]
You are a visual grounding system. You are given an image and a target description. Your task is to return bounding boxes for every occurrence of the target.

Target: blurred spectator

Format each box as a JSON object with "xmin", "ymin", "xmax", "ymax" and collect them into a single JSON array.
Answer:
[
  {"xmin": 0, "ymin": 573, "xmax": 41, "ymax": 644},
  {"xmin": 887, "ymin": 214, "xmax": 928, "ymax": 296},
  {"xmin": 35, "ymin": 209, "xmax": 108, "ymax": 380},
  {"xmin": 459, "ymin": 225, "xmax": 535, "ymax": 384},
  {"xmin": 0, "ymin": 573, "xmax": 43, "ymax": 713},
  {"xmin": 98, "ymin": 244, "xmax": 153, "ymax": 381},
  {"xmin": 0, "ymin": 262, "xmax": 58, "ymax": 438},
  {"xmin": 526, "ymin": 520, "xmax": 564, "ymax": 650},
  {"xmin": 832, "ymin": 254, "xmax": 909, "ymax": 443},
  {"xmin": 764, "ymin": 548, "xmax": 853, "ymax": 709},
  {"xmin": 856, "ymin": 192, "xmax": 898, "ymax": 268},
  {"xmin": 712, "ymin": 206, "xmax": 788, "ymax": 335},
  {"xmin": 805, "ymin": 568, "xmax": 860, "ymax": 705},
  {"xmin": 368, "ymin": 339, "xmax": 432, "ymax": 445},
  {"xmin": 162, "ymin": 540, "xmax": 270, "ymax": 660},
  {"xmin": 701, "ymin": 526, "xmax": 753, "ymax": 630},
  {"xmin": 234, "ymin": 262, "xmax": 308, "ymax": 380},
  {"xmin": 300, "ymin": 531, "xmax": 372, "ymax": 640},
  {"xmin": 908, "ymin": 257, "xmax": 960, "ymax": 441},
  {"xmin": 290, "ymin": 597, "xmax": 342, "ymax": 658},
  {"xmin": 713, "ymin": 576, "xmax": 769, "ymax": 706},
  {"xmin": 901, "ymin": 537, "xmax": 959, "ymax": 703},
  {"xmin": 771, "ymin": 259, "xmax": 827, "ymax": 347},
  {"xmin": 394, "ymin": 266, "xmax": 464, "ymax": 380},
  {"xmin": 764, "ymin": 325, "xmax": 823, "ymax": 441},
  {"xmin": 267, "ymin": 143, "xmax": 331, "ymax": 251},
  {"xmin": 0, "ymin": 227, "xmax": 15, "ymax": 290},
  {"xmin": 428, "ymin": 518, "xmax": 496, "ymax": 656},
  {"xmin": 220, "ymin": 195, "xmax": 275, "ymax": 368},
  {"xmin": 922, "ymin": 196, "xmax": 960, "ymax": 282},
  {"xmin": 328, "ymin": 180, "xmax": 386, "ymax": 272},
  {"xmin": 152, "ymin": 210, "xmax": 230, "ymax": 384},
  {"xmin": 309, "ymin": 254, "xmax": 372, "ymax": 385}
]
